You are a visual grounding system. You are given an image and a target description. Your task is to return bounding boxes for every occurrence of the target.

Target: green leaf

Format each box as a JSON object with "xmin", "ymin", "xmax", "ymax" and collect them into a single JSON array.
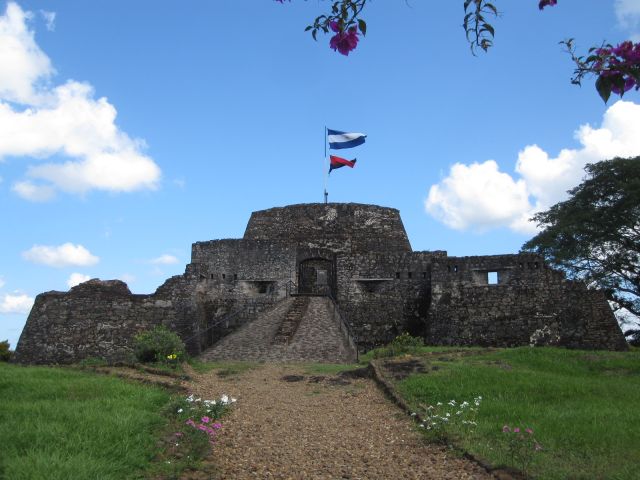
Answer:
[
  {"xmin": 595, "ymin": 76, "xmax": 612, "ymax": 103},
  {"xmin": 358, "ymin": 19, "xmax": 367, "ymax": 35},
  {"xmin": 485, "ymin": 3, "xmax": 498, "ymax": 15},
  {"xmin": 481, "ymin": 23, "xmax": 495, "ymax": 37}
]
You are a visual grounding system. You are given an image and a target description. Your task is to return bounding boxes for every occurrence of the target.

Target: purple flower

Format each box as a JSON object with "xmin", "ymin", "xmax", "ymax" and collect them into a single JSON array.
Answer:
[
  {"xmin": 513, "ymin": 427, "xmax": 520, "ymax": 433},
  {"xmin": 329, "ymin": 26, "xmax": 360, "ymax": 56},
  {"xmin": 213, "ymin": 423, "xmax": 222, "ymax": 429},
  {"xmin": 174, "ymin": 432, "xmax": 183, "ymax": 437},
  {"xmin": 525, "ymin": 428, "xmax": 533, "ymax": 435},
  {"xmin": 185, "ymin": 419, "xmax": 196, "ymax": 427},
  {"xmin": 201, "ymin": 416, "xmax": 211, "ymax": 424},
  {"xmin": 538, "ymin": 0, "xmax": 557, "ymax": 10}
]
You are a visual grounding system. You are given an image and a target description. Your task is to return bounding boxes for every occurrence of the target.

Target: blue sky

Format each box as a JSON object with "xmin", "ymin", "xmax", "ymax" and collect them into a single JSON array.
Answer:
[{"xmin": 1, "ymin": 0, "xmax": 640, "ymax": 347}]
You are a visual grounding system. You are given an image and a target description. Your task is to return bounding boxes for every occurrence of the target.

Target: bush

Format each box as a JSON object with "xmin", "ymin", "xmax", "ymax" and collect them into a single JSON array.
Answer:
[
  {"xmin": 133, "ymin": 326, "xmax": 186, "ymax": 364},
  {"xmin": 0, "ymin": 340, "xmax": 12, "ymax": 362},
  {"xmin": 372, "ymin": 332, "xmax": 424, "ymax": 358}
]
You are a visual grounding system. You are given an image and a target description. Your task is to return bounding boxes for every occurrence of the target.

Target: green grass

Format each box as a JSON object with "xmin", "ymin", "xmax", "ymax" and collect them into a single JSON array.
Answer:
[
  {"xmin": 188, "ymin": 359, "xmax": 258, "ymax": 376},
  {"xmin": 393, "ymin": 347, "xmax": 640, "ymax": 479},
  {"xmin": 302, "ymin": 363, "xmax": 360, "ymax": 375},
  {"xmin": 0, "ymin": 363, "xmax": 171, "ymax": 480},
  {"xmin": 359, "ymin": 345, "xmax": 484, "ymax": 363}
]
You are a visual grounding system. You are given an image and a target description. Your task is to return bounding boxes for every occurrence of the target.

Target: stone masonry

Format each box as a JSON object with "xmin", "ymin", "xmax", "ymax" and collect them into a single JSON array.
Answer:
[{"xmin": 14, "ymin": 202, "xmax": 628, "ymax": 364}]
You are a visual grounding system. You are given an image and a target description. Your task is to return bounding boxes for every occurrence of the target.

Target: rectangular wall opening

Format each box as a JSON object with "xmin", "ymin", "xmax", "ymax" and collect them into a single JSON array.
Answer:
[{"xmin": 488, "ymin": 271, "xmax": 498, "ymax": 285}]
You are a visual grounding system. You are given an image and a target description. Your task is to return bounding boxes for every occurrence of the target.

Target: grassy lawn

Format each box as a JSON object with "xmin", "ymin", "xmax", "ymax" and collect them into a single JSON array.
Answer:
[
  {"xmin": 392, "ymin": 347, "xmax": 640, "ymax": 479},
  {"xmin": 0, "ymin": 363, "xmax": 171, "ymax": 480}
]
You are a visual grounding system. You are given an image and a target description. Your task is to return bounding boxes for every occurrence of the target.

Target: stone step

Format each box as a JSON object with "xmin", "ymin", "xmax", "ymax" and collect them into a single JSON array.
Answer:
[
  {"xmin": 272, "ymin": 297, "xmax": 310, "ymax": 345},
  {"xmin": 199, "ymin": 296, "xmax": 356, "ymax": 363}
]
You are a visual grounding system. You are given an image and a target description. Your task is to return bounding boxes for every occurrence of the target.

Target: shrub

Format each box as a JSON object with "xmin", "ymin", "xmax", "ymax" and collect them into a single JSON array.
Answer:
[
  {"xmin": 372, "ymin": 332, "xmax": 424, "ymax": 358},
  {"xmin": 0, "ymin": 340, "xmax": 12, "ymax": 362},
  {"xmin": 133, "ymin": 326, "xmax": 186, "ymax": 364}
]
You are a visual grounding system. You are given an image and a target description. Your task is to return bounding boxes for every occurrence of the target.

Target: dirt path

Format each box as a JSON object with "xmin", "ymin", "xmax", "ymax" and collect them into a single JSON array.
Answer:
[{"xmin": 181, "ymin": 364, "xmax": 492, "ymax": 479}]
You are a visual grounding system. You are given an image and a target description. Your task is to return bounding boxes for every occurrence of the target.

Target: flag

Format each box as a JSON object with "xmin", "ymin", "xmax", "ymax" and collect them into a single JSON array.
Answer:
[
  {"xmin": 329, "ymin": 155, "xmax": 357, "ymax": 173},
  {"xmin": 327, "ymin": 129, "xmax": 366, "ymax": 149}
]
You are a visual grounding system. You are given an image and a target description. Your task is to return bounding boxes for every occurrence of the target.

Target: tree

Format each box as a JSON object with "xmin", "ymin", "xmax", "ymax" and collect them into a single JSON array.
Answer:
[
  {"xmin": 274, "ymin": 0, "xmax": 640, "ymax": 103},
  {"xmin": 522, "ymin": 158, "xmax": 640, "ymax": 325}
]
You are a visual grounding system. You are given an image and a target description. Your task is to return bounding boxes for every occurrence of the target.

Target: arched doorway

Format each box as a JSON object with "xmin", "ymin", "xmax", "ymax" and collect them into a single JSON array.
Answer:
[{"xmin": 298, "ymin": 258, "xmax": 334, "ymax": 296}]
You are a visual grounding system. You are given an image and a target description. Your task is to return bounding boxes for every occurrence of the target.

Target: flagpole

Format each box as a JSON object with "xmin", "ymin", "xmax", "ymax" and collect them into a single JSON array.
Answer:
[{"xmin": 323, "ymin": 126, "xmax": 328, "ymax": 204}]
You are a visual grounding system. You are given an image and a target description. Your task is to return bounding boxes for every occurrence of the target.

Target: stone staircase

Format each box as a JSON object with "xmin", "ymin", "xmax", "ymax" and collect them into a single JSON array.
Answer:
[
  {"xmin": 273, "ymin": 296, "xmax": 310, "ymax": 345},
  {"xmin": 200, "ymin": 296, "xmax": 357, "ymax": 363}
]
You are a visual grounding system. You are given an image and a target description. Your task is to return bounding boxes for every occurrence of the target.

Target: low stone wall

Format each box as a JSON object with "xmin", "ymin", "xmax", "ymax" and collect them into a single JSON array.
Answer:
[
  {"xmin": 427, "ymin": 255, "xmax": 627, "ymax": 351},
  {"xmin": 14, "ymin": 279, "xmax": 197, "ymax": 364}
]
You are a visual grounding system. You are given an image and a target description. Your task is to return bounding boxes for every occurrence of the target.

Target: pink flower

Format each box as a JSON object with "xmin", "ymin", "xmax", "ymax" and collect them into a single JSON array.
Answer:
[
  {"xmin": 201, "ymin": 416, "xmax": 211, "ymax": 424},
  {"xmin": 513, "ymin": 427, "xmax": 520, "ymax": 433},
  {"xmin": 174, "ymin": 432, "xmax": 183, "ymax": 437},
  {"xmin": 329, "ymin": 26, "xmax": 360, "ymax": 56},
  {"xmin": 185, "ymin": 419, "xmax": 196, "ymax": 427},
  {"xmin": 526, "ymin": 428, "xmax": 533, "ymax": 435},
  {"xmin": 213, "ymin": 423, "xmax": 222, "ymax": 429}
]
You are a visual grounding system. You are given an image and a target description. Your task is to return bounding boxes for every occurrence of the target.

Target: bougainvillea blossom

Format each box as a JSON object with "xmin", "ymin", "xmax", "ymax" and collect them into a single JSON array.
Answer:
[{"xmin": 329, "ymin": 22, "xmax": 360, "ymax": 56}]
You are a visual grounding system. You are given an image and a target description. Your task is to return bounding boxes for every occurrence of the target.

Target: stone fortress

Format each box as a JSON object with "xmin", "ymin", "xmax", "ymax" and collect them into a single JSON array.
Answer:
[{"xmin": 15, "ymin": 203, "xmax": 627, "ymax": 364}]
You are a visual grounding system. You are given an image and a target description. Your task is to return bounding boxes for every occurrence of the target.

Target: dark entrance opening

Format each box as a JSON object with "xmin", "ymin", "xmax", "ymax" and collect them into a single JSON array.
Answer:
[{"xmin": 298, "ymin": 258, "xmax": 334, "ymax": 296}]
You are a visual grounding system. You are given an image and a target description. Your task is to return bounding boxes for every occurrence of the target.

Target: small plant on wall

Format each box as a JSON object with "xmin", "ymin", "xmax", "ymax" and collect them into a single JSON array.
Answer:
[{"xmin": 133, "ymin": 325, "xmax": 186, "ymax": 365}]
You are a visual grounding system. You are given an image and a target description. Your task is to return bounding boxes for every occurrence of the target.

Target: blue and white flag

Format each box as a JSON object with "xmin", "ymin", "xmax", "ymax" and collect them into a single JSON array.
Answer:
[{"xmin": 327, "ymin": 129, "xmax": 366, "ymax": 150}]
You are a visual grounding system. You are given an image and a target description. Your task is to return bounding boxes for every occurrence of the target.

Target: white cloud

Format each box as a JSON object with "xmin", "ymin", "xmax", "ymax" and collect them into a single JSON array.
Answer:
[
  {"xmin": 0, "ymin": 3, "xmax": 161, "ymax": 199},
  {"xmin": 615, "ymin": 0, "xmax": 640, "ymax": 30},
  {"xmin": 40, "ymin": 10, "xmax": 55, "ymax": 31},
  {"xmin": 0, "ymin": 2, "xmax": 53, "ymax": 104},
  {"xmin": 22, "ymin": 243, "xmax": 99, "ymax": 267},
  {"xmin": 67, "ymin": 272, "xmax": 91, "ymax": 288},
  {"xmin": 0, "ymin": 292, "xmax": 33, "ymax": 314},
  {"xmin": 120, "ymin": 273, "xmax": 136, "ymax": 284},
  {"xmin": 150, "ymin": 254, "xmax": 179, "ymax": 265},
  {"xmin": 426, "ymin": 100, "xmax": 640, "ymax": 233},
  {"xmin": 426, "ymin": 160, "xmax": 531, "ymax": 232},
  {"xmin": 12, "ymin": 180, "xmax": 55, "ymax": 201}
]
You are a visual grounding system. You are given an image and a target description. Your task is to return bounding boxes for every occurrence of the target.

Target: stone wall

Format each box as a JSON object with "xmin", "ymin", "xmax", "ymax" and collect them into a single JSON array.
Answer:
[
  {"xmin": 14, "ymin": 278, "xmax": 198, "ymax": 364},
  {"xmin": 427, "ymin": 254, "xmax": 628, "ymax": 350},
  {"xmin": 335, "ymin": 251, "xmax": 445, "ymax": 350},
  {"xmin": 243, "ymin": 203, "xmax": 412, "ymax": 253},
  {"xmin": 189, "ymin": 239, "xmax": 297, "ymax": 352}
]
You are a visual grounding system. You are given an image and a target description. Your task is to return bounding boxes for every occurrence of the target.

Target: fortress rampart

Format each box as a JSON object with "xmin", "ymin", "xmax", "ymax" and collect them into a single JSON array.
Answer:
[{"xmin": 15, "ymin": 203, "xmax": 627, "ymax": 364}]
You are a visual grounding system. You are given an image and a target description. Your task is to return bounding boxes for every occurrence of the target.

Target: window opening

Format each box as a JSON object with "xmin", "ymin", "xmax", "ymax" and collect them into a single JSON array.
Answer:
[{"xmin": 488, "ymin": 271, "xmax": 498, "ymax": 285}]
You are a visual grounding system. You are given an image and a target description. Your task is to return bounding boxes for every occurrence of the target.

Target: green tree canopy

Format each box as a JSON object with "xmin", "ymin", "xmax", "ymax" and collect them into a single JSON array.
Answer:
[{"xmin": 522, "ymin": 157, "xmax": 640, "ymax": 320}]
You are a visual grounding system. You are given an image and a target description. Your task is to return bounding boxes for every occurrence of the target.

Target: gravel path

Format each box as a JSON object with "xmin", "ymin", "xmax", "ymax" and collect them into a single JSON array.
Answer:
[{"xmin": 181, "ymin": 364, "xmax": 493, "ymax": 479}]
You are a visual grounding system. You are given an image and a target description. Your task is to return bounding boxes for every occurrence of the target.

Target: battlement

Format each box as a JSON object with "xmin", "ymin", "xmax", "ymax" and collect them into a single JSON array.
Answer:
[{"xmin": 243, "ymin": 203, "xmax": 412, "ymax": 253}]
